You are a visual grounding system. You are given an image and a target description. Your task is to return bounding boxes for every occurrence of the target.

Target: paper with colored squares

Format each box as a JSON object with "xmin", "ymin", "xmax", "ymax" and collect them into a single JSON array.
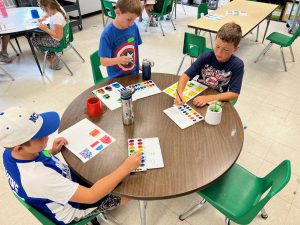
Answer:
[
  {"xmin": 59, "ymin": 118, "xmax": 116, "ymax": 163},
  {"xmin": 128, "ymin": 137, "xmax": 164, "ymax": 172},
  {"xmin": 92, "ymin": 82, "xmax": 125, "ymax": 111},
  {"xmin": 164, "ymin": 104, "xmax": 204, "ymax": 129},
  {"xmin": 163, "ymin": 80, "xmax": 207, "ymax": 102}
]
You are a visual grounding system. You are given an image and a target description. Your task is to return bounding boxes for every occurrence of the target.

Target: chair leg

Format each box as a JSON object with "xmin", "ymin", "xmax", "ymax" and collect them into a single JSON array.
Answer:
[
  {"xmin": 177, "ymin": 55, "xmax": 187, "ymax": 76},
  {"xmin": 57, "ymin": 54, "xmax": 73, "ymax": 76},
  {"xmin": 42, "ymin": 51, "xmax": 48, "ymax": 76},
  {"xmin": 209, "ymin": 32, "xmax": 213, "ymax": 49},
  {"xmin": 181, "ymin": 2, "xmax": 187, "ymax": 15},
  {"xmin": 157, "ymin": 17, "xmax": 165, "ymax": 36},
  {"xmin": 9, "ymin": 40, "xmax": 19, "ymax": 56},
  {"xmin": 104, "ymin": 17, "xmax": 109, "ymax": 27},
  {"xmin": 14, "ymin": 37, "xmax": 22, "ymax": 53},
  {"xmin": 170, "ymin": 17, "xmax": 176, "ymax": 31},
  {"xmin": 254, "ymin": 42, "xmax": 273, "ymax": 63},
  {"xmin": 179, "ymin": 199, "xmax": 206, "ymax": 220},
  {"xmin": 261, "ymin": 207, "xmax": 268, "ymax": 219},
  {"xmin": 139, "ymin": 200, "xmax": 146, "ymax": 225},
  {"xmin": 256, "ymin": 25, "xmax": 259, "ymax": 42},
  {"xmin": 70, "ymin": 44, "xmax": 85, "ymax": 63},
  {"xmin": 145, "ymin": 15, "xmax": 152, "ymax": 32},
  {"xmin": 289, "ymin": 45, "xmax": 295, "ymax": 62},
  {"xmin": 280, "ymin": 47, "xmax": 287, "ymax": 72},
  {"xmin": 0, "ymin": 66, "xmax": 15, "ymax": 81},
  {"xmin": 225, "ymin": 217, "xmax": 231, "ymax": 225}
]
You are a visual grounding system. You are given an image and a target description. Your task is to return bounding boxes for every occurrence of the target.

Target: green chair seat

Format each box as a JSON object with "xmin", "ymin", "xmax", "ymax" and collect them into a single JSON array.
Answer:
[
  {"xmin": 180, "ymin": 160, "xmax": 291, "ymax": 224},
  {"xmin": 266, "ymin": 32, "xmax": 294, "ymax": 47}
]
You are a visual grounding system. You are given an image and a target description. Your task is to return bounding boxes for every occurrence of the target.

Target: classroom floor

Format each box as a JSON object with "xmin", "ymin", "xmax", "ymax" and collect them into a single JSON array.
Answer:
[{"xmin": 1, "ymin": 5, "xmax": 300, "ymax": 225}]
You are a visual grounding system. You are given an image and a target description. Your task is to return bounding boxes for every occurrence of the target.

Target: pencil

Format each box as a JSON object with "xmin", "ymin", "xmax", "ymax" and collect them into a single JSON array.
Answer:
[{"xmin": 176, "ymin": 89, "xmax": 185, "ymax": 105}]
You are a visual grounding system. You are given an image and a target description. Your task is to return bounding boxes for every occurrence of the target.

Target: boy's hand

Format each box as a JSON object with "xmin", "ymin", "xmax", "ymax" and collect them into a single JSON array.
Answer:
[
  {"xmin": 50, "ymin": 137, "xmax": 68, "ymax": 155},
  {"xmin": 124, "ymin": 152, "xmax": 142, "ymax": 172},
  {"xmin": 119, "ymin": 56, "xmax": 133, "ymax": 65},
  {"xmin": 174, "ymin": 93, "xmax": 185, "ymax": 106},
  {"xmin": 193, "ymin": 95, "xmax": 211, "ymax": 107}
]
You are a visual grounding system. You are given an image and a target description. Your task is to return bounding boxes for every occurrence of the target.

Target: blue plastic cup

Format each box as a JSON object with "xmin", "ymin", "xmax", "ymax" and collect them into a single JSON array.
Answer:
[{"xmin": 31, "ymin": 9, "xmax": 40, "ymax": 19}]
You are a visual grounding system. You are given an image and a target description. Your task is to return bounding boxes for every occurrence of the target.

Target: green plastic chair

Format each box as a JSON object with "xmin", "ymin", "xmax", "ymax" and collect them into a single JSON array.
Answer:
[
  {"xmin": 101, "ymin": 0, "xmax": 116, "ymax": 26},
  {"xmin": 197, "ymin": 3, "xmax": 213, "ymax": 49},
  {"xmin": 38, "ymin": 22, "xmax": 85, "ymax": 76},
  {"xmin": 254, "ymin": 25, "xmax": 300, "ymax": 72},
  {"xmin": 90, "ymin": 50, "xmax": 108, "ymax": 84},
  {"xmin": 179, "ymin": 160, "xmax": 291, "ymax": 225},
  {"xmin": 176, "ymin": 32, "xmax": 208, "ymax": 75},
  {"xmin": 145, "ymin": 0, "xmax": 176, "ymax": 36},
  {"xmin": 14, "ymin": 194, "xmax": 98, "ymax": 225}
]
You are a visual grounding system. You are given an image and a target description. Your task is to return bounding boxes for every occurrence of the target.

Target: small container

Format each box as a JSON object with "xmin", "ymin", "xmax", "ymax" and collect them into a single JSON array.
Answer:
[
  {"xmin": 86, "ymin": 97, "xmax": 103, "ymax": 117},
  {"xmin": 0, "ymin": 0, "xmax": 8, "ymax": 17},
  {"xmin": 121, "ymin": 88, "xmax": 135, "ymax": 125},
  {"xmin": 142, "ymin": 59, "xmax": 154, "ymax": 80},
  {"xmin": 205, "ymin": 104, "xmax": 222, "ymax": 125},
  {"xmin": 30, "ymin": 9, "xmax": 40, "ymax": 19}
]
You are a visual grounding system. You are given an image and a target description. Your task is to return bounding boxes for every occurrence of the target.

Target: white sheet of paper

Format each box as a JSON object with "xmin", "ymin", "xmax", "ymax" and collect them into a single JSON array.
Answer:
[
  {"xmin": 58, "ymin": 118, "xmax": 116, "ymax": 163},
  {"xmin": 164, "ymin": 104, "xmax": 204, "ymax": 129},
  {"xmin": 129, "ymin": 80, "xmax": 162, "ymax": 101}
]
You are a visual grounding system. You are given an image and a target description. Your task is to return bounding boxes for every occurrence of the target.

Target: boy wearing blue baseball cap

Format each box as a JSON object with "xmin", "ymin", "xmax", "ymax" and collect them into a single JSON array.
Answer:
[{"xmin": 0, "ymin": 107, "xmax": 141, "ymax": 225}]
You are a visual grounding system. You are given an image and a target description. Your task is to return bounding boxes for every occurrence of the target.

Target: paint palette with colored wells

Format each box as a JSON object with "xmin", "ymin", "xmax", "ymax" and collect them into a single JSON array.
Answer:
[
  {"xmin": 128, "ymin": 138, "xmax": 164, "ymax": 172},
  {"xmin": 58, "ymin": 118, "xmax": 116, "ymax": 163},
  {"xmin": 163, "ymin": 104, "xmax": 204, "ymax": 129},
  {"xmin": 92, "ymin": 82, "xmax": 125, "ymax": 111},
  {"xmin": 128, "ymin": 80, "xmax": 162, "ymax": 101},
  {"xmin": 163, "ymin": 80, "xmax": 207, "ymax": 102}
]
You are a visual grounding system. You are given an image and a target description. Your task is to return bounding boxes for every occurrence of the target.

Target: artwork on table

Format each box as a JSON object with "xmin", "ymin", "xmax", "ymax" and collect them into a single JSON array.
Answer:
[
  {"xmin": 163, "ymin": 80, "xmax": 207, "ymax": 102},
  {"xmin": 164, "ymin": 104, "xmax": 204, "ymax": 129},
  {"xmin": 59, "ymin": 118, "xmax": 115, "ymax": 163},
  {"xmin": 226, "ymin": 10, "xmax": 248, "ymax": 16},
  {"xmin": 128, "ymin": 80, "xmax": 162, "ymax": 101},
  {"xmin": 128, "ymin": 137, "xmax": 164, "ymax": 172}
]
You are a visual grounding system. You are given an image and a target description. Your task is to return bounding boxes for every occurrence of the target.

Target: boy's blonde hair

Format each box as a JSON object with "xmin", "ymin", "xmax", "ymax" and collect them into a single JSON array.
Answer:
[
  {"xmin": 216, "ymin": 22, "xmax": 242, "ymax": 47},
  {"xmin": 116, "ymin": 0, "xmax": 142, "ymax": 15}
]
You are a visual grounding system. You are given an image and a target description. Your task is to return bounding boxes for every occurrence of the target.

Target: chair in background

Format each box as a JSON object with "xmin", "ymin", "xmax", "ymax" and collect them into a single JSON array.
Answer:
[
  {"xmin": 254, "ymin": 25, "xmax": 300, "ymax": 72},
  {"xmin": 14, "ymin": 194, "xmax": 100, "ymax": 225},
  {"xmin": 177, "ymin": 32, "xmax": 209, "ymax": 75},
  {"xmin": 100, "ymin": 0, "xmax": 116, "ymax": 27},
  {"xmin": 197, "ymin": 2, "xmax": 213, "ymax": 48},
  {"xmin": 145, "ymin": 0, "xmax": 176, "ymax": 36},
  {"xmin": 38, "ymin": 22, "xmax": 85, "ymax": 76},
  {"xmin": 90, "ymin": 50, "xmax": 108, "ymax": 84},
  {"xmin": 179, "ymin": 160, "xmax": 291, "ymax": 225}
]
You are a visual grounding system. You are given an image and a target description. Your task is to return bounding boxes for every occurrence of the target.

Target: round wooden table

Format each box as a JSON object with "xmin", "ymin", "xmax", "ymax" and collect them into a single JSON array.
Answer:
[{"xmin": 59, "ymin": 73, "xmax": 244, "ymax": 200}]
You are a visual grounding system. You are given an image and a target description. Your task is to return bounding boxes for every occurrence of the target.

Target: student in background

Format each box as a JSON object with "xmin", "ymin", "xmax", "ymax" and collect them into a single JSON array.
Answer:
[
  {"xmin": 1, "ymin": 107, "xmax": 142, "ymax": 225},
  {"xmin": 0, "ymin": 35, "xmax": 13, "ymax": 63},
  {"xmin": 31, "ymin": 0, "xmax": 67, "ymax": 70},
  {"xmin": 99, "ymin": 0, "xmax": 143, "ymax": 78},
  {"xmin": 175, "ymin": 22, "xmax": 244, "ymax": 107},
  {"xmin": 145, "ymin": 0, "xmax": 165, "ymax": 26}
]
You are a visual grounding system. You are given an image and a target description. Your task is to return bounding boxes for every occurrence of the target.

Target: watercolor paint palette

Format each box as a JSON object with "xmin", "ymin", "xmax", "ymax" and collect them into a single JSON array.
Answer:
[
  {"xmin": 128, "ymin": 137, "xmax": 164, "ymax": 172},
  {"xmin": 163, "ymin": 80, "xmax": 207, "ymax": 102},
  {"xmin": 59, "ymin": 118, "xmax": 115, "ymax": 163},
  {"xmin": 163, "ymin": 104, "xmax": 204, "ymax": 129},
  {"xmin": 92, "ymin": 82, "xmax": 125, "ymax": 111},
  {"xmin": 128, "ymin": 80, "xmax": 162, "ymax": 101}
]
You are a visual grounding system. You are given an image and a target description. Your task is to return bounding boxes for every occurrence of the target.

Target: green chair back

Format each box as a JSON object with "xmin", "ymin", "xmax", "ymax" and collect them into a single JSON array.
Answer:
[
  {"xmin": 198, "ymin": 160, "xmax": 291, "ymax": 224},
  {"xmin": 14, "ymin": 194, "xmax": 98, "ymax": 225},
  {"xmin": 183, "ymin": 32, "xmax": 207, "ymax": 58},
  {"xmin": 101, "ymin": 0, "xmax": 116, "ymax": 19},
  {"xmin": 38, "ymin": 22, "xmax": 73, "ymax": 53},
  {"xmin": 197, "ymin": 3, "xmax": 208, "ymax": 19},
  {"xmin": 90, "ymin": 50, "xmax": 108, "ymax": 84},
  {"xmin": 151, "ymin": 0, "xmax": 174, "ymax": 16},
  {"xmin": 288, "ymin": 25, "xmax": 300, "ymax": 45}
]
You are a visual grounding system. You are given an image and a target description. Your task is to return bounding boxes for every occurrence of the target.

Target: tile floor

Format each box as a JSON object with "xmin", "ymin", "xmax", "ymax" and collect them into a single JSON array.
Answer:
[{"xmin": 1, "ymin": 5, "xmax": 300, "ymax": 225}]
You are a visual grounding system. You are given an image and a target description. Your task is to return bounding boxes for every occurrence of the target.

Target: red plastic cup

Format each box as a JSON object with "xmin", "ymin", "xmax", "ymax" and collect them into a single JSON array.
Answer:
[{"xmin": 86, "ymin": 97, "xmax": 103, "ymax": 117}]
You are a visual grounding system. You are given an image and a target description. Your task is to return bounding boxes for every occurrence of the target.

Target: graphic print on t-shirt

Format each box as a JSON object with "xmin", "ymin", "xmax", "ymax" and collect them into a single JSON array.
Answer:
[
  {"xmin": 114, "ymin": 41, "xmax": 137, "ymax": 73},
  {"xmin": 199, "ymin": 64, "xmax": 231, "ymax": 93}
]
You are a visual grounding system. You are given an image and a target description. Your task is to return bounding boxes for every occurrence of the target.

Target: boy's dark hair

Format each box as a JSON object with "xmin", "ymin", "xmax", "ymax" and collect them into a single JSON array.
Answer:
[
  {"xmin": 216, "ymin": 22, "xmax": 242, "ymax": 47},
  {"xmin": 116, "ymin": 0, "xmax": 142, "ymax": 15}
]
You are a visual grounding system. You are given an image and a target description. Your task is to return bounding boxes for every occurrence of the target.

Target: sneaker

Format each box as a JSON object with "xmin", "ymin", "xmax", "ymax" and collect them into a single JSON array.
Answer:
[
  {"xmin": 139, "ymin": 16, "xmax": 143, "ymax": 22},
  {"xmin": 166, "ymin": 15, "xmax": 171, "ymax": 20},
  {"xmin": 0, "ymin": 53, "xmax": 13, "ymax": 64},
  {"xmin": 159, "ymin": 16, "xmax": 164, "ymax": 20},
  {"xmin": 50, "ymin": 56, "xmax": 62, "ymax": 70},
  {"xmin": 149, "ymin": 21, "xmax": 157, "ymax": 27}
]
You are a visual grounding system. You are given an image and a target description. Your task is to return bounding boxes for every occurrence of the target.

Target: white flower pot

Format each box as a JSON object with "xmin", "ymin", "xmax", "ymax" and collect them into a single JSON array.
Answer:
[{"xmin": 205, "ymin": 105, "xmax": 222, "ymax": 125}]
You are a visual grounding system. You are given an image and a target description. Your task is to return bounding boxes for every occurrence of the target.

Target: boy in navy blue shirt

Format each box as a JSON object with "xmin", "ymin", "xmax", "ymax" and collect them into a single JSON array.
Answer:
[
  {"xmin": 175, "ymin": 22, "xmax": 244, "ymax": 107},
  {"xmin": 99, "ymin": 0, "xmax": 143, "ymax": 78}
]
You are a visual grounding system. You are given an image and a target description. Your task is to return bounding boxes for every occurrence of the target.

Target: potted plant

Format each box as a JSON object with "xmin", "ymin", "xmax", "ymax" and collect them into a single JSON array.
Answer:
[{"xmin": 205, "ymin": 101, "xmax": 222, "ymax": 125}]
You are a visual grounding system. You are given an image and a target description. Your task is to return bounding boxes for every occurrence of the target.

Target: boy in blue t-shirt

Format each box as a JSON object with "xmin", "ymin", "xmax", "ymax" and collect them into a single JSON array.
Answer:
[
  {"xmin": 175, "ymin": 22, "xmax": 244, "ymax": 107},
  {"xmin": 99, "ymin": 0, "xmax": 143, "ymax": 78},
  {"xmin": 0, "ymin": 107, "xmax": 141, "ymax": 225}
]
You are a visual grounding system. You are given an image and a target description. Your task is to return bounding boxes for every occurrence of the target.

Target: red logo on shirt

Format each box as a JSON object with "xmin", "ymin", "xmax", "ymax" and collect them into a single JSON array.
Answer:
[{"xmin": 114, "ymin": 42, "xmax": 137, "ymax": 73}]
